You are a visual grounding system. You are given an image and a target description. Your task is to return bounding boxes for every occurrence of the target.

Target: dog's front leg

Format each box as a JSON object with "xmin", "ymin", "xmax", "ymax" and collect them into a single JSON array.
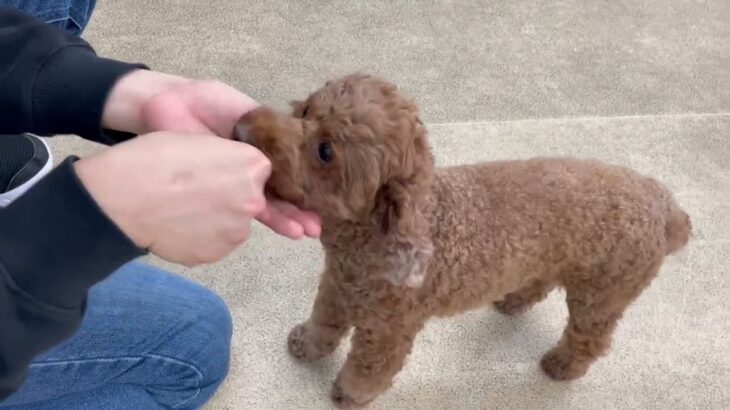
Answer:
[
  {"xmin": 331, "ymin": 321, "xmax": 422, "ymax": 408},
  {"xmin": 288, "ymin": 273, "xmax": 351, "ymax": 361}
]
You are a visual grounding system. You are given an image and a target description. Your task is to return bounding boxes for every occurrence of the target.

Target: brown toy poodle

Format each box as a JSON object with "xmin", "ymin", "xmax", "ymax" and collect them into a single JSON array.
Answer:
[{"xmin": 234, "ymin": 73, "xmax": 692, "ymax": 408}]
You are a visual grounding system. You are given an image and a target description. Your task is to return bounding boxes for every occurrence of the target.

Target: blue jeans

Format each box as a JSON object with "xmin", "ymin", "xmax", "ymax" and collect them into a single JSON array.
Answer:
[
  {"xmin": 1, "ymin": 0, "xmax": 97, "ymax": 35},
  {"xmin": 0, "ymin": 2, "xmax": 233, "ymax": 408},
  {"xmin": 0, "ymin": 262, "xmax": 233, "ymax": 409}
]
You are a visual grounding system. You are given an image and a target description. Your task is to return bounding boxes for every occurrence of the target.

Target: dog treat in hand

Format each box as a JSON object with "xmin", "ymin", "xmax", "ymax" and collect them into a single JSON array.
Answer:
[{"xmin": 235, "ymin": 73, "xmax": 692, "ymax": 408}]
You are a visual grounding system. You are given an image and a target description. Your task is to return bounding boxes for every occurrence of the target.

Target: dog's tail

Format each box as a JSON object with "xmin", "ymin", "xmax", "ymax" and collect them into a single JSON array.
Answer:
[{"xmin": 664, "ymin": 200, "xmax": 692, "ymax": 255}]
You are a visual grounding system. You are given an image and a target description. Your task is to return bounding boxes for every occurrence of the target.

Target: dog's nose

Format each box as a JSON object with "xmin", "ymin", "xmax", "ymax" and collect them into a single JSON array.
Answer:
[{"xmin": 233, "ymin": 122, "xmax": 253, "ymax": 144}]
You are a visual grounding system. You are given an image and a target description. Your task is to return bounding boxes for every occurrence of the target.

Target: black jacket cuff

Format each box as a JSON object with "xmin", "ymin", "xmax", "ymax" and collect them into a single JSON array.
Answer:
[
  {"xmin": 0, "ymin": 157, "xmax": 146, "ymax": 309},
  {"xmin": 33, "ymin": 46, "xmax": 147, "ymax": 144},
  {"xmin": 0, "ymin": 6, "xmax": 148, "ymax": 143}
]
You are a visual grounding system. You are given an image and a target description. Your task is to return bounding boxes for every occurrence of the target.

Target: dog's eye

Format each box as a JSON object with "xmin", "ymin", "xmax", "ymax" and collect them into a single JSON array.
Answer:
[
  {"xmin": 301, "ymin": 105, "xmax": 309, "ymax": 117},
  {"xmin": 316, "ymin": 141, "xmax": 333, "ymax": 163}
]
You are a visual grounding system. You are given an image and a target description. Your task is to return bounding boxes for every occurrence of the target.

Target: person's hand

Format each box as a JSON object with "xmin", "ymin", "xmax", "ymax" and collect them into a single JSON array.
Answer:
[
  {"xmin": 102, "ymin": 70, "xmax": 257, "ymax": 138},
  {"xmin": 75, "ymin": 131, "xmax": 275, "ymax": 266},
  {"xmin": 100, "ymin": 70, "xmax": 321, "ymax": 239}
]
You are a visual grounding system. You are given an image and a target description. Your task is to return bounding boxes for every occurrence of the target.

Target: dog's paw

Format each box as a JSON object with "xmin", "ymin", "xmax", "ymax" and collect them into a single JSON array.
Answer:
[
  {"xmin": 287, "ymin": 324, "xmax": 315, "ymax": 361},
  {"xmin": 330, "ymin": 381, "xmax": 371, "ymax": 409},
  {"xmin": 287, "ymin": 323, "xmax": 334, "ymax": 362},
  {"xmin": 493, "ymin": 299, "xmax": 531, "ymax": 316},
  {"xmin": 540, "ymin": 349, "xmax": 589, "ymax": 381}
]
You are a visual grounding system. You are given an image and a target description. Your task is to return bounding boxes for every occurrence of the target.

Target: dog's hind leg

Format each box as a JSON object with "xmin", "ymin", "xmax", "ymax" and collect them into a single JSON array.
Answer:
[
  {"xmin": 540, "ymin": 259, "xmax": 662, "ymax": 381},
  {"xmin": 494, "ymin": 279, "xmax": 556, "ymax": 316},
  {"xmin": 288, "ymin": 273, "xmax": 351, "ymax": 362}
]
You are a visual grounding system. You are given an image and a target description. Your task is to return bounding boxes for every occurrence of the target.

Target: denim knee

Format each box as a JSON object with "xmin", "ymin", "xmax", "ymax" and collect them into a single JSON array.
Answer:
[
  {"xmin": 194, "ymin": 288, "xmax": 234, "ymax": 387},
  {"xmin": 4, "ymin": 0, "xmax": 98, "ymax": 34},
  {"xmin": 173, "ymin": 285, "xmax": 234, "ymax": 408},
  {"xmin": 120, "ymin": 263, "xmax": 235, "ymax": 408}
]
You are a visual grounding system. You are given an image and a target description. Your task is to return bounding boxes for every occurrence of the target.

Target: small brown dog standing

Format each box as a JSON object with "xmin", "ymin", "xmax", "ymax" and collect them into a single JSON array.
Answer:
[{"xmin": 235, "ymin": 73, "xmax": 691, "ymax": 408}]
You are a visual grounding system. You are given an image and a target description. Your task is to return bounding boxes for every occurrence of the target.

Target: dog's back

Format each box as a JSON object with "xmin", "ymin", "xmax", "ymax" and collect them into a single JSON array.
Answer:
[{"xmin": 423, "ymin": 157, "xmax": 691, "ymax": 313}]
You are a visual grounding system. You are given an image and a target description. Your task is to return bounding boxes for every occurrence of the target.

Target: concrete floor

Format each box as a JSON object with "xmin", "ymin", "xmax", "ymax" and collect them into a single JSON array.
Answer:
[{"xmin": 51, "ymin": 1, "xmax": 728, "ymax": 408}]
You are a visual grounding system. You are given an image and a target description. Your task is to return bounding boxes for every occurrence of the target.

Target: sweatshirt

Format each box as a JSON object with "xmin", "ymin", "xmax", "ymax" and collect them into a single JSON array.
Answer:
[{"xmin": 0, "ymin": 6, "xmax": 148, "ymax": 400}]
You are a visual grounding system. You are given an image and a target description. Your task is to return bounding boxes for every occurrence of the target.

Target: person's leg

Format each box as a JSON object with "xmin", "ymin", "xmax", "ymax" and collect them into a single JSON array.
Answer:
[
  {"xmin": 2, "ymin": 0, "xmax": 97, "ymax": 35},
  {"xmin": 0, "ymin": 261, "xmax": 233, "ymax": 410}
]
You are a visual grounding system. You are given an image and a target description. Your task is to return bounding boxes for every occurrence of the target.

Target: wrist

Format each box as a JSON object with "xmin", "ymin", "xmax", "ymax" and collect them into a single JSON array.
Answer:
[{"xmin": 101, "ymin": 70, "xmax": 189, "ymax": 134}]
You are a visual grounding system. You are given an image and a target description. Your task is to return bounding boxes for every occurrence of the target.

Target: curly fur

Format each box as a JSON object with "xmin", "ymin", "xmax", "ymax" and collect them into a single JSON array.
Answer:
[{"xmin": 235, "ymin": 73, "xmax": 692, "ymax": 408}]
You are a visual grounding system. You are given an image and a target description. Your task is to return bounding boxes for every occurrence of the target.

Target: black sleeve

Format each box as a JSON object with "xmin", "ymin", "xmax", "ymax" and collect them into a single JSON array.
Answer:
[
  {"xmin": 0, "ymin": 6, "xmax": 148, "ymax": 144},
  {"xmin": 0, "ymin": 159, "xmax": 146, "ymax": 401},
  {"xmin": 0, "ymin": 7, "xmax": 148, "ymax": 400}
]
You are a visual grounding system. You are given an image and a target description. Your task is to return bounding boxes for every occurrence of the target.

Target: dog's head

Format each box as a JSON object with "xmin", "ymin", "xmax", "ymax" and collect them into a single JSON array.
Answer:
[{"xmin": 235, "ymin": 73, "xmax": 434, "ymax": 287}]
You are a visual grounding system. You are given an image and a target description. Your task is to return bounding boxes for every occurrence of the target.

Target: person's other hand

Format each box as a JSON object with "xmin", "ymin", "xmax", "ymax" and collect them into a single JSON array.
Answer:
[
  {"xmin": 101, "ymin": 70, "xmax": 252, "ymax": 138},
  {"xmin": 143, "ymin": 76, "xmax": 258, "ymax": 138},
  {"xmin": 75, "ymin": 131, "xmax": 275, "ymax": 266},
  {"xmin": 101, "ymin": 70, "xmax": 321, "ymax": 239}
]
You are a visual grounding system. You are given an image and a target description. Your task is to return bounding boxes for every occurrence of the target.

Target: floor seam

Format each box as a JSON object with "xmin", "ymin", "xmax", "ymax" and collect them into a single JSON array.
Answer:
[{"xmin": 427, "ymin": 112, "xmax": 730, "ymax": 126}]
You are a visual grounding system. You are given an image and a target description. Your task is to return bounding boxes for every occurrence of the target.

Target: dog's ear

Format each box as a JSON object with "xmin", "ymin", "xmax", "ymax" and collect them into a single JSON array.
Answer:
[{"xmin": 374, "ymin": 178, "xmax": 433, "ymax": 288}]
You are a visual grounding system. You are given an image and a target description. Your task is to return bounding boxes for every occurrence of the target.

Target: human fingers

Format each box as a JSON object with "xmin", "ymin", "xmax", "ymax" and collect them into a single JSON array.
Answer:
[
  {"xmin": 263, "ymin": 199, "xmax": 321, "ymax": 238},
  {"xmin": 256, "ymin": 203, "xmax": 306, "ymax": 239}
]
